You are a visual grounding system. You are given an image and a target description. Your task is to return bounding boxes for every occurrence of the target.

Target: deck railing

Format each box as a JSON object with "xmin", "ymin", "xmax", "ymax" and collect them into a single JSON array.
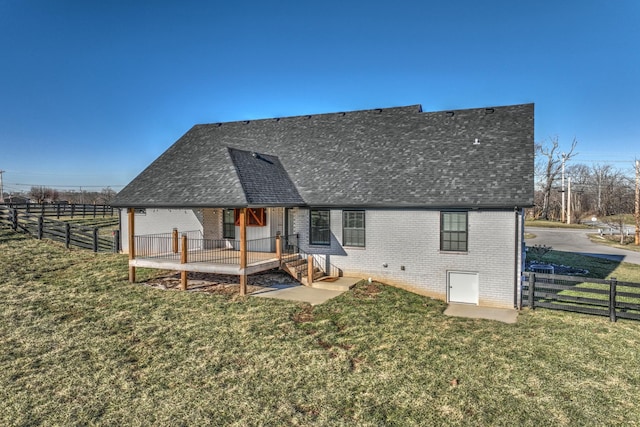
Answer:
[{"xmin": 134, "ymin": 233, "xmax": 284, "ymax": 265}]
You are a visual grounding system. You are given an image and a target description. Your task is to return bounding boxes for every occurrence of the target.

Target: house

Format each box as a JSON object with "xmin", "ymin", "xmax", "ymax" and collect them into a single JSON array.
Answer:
[{"xmin": 112, "ymin": 103, "xmax": 534, "ymax": 308}]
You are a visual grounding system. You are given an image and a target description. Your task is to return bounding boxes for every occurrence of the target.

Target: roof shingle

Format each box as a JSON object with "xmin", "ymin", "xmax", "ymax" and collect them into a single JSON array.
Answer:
[{"xmin": 113, "ymin": 103, "xmax": 534, "ymax": 209}]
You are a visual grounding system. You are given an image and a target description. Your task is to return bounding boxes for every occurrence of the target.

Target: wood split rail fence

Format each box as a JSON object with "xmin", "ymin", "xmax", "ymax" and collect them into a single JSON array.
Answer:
[
  {"xmin": 0, "ymin": 206, "xmax": 119, "ymax": 253},
  {"xmin": 522, "ymin": 271, "xmax": 640, "ymax": 322},
  {"xmin": 0, "ymin": 202, "xmax": 115, "ymax": 219}
]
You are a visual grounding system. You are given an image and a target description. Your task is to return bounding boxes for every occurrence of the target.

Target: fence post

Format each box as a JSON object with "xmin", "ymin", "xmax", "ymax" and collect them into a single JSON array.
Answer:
[
  {"xmin": 529, "ymin": 272, "xmax": 536, "ymax": 310},
  {"xmin": 609, "ymin": 277, "xmax": 617, "ymax": 323},
  {"xmin": 37, "ymin": 216, "xmax": 44, "ymax": 240},
  {"xmin": 65, "ymin": 222, "xmax": 71, "ymax": 249},
  {"xmin": 93, "ymin": 227, "xmax": 99, "ymax": 252},
  {"xmin": 180, "ymin": 234, "xmax": 188, "ymax": 291},
  {"xmin": 12, "ymin": 209, "xmax": 18, "ymax": 231},
  {"xmin": 56, "ymin": 203, "xmax": 61, "ymax": 219},
  {"xmin": 113, "ymin": 229, "xmax": 120, "ymax": 253},
  {"xmin": 40, "ymin": 204, "xmax": 45, "ymax": 217},
  {"xmin": 71, "ymin": 204, "xmax": 75, "ymax": 218}
]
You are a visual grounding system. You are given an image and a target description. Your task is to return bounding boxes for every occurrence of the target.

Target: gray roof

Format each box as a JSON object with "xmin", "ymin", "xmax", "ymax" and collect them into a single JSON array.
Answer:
[{"xmin": 113, "ymin": 103, "xmax": 534, "ymax": 209}]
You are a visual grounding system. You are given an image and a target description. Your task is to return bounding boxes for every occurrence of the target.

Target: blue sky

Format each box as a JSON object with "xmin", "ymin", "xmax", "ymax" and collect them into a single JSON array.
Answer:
[{"xmin": 1, "ymin": 0, "xmax": 638, "ymax": 194}]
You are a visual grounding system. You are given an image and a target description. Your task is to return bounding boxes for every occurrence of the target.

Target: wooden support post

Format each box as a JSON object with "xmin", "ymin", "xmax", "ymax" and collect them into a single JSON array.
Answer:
[
  {"xmin": 92, "ymin": 227, "xmax": 99, "ymax": 252},
  {"xmin": 172, "ymin": 228, "xmax": 179, "ymax": 253},
  {"xmin": 609, "ymin": 277, "xmax": 617, "ymax": 322},
  {"xmin": 128, "ymin": 208, "xmax": 136, "ymax": 283},
  {"xmin": 65, "ymin": 222, "xmax": 71, "ymax": 249},
  {"xmin": 239, "ymin": 208, "xmax": 247, "ymax": 296},
  {"xmin": 307, "ymin": 255, "xmax": 314, "ymax": 286},
  {"xmin": 275, "ymin": 234, "xmax": 282, "ymax": 262},
  {"xmin": 37, "ymin": 216, "xmax": 43, "ymax": 240},
  {"xmin": 528, "ymin": 273, "xmax": 536, "ymax": 309},
  {"xmin": 180, "ymin": 234, "xmax": 188, "ymax": 291}
]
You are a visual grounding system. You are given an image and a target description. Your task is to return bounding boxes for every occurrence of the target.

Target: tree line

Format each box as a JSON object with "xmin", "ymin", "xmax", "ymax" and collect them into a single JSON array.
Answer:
[
  {"xmin": 532, "ymin": 137, "xmax": 637, "ymax": 236},
  {"xmin": 6, "ymin": 186, "xmax": 118, "ymax": 205}
]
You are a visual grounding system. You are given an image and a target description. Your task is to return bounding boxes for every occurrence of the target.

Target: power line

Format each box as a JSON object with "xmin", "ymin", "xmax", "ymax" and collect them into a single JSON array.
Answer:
[{"xmin": 7, "ymin": 182, "xmax": 125, "ymax": 189}]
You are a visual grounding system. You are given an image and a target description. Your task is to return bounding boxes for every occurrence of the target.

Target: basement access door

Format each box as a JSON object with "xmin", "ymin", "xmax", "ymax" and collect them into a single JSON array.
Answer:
[{"xmin": 447, "ymin": 271, "xmax": 479, "ymax": 305}]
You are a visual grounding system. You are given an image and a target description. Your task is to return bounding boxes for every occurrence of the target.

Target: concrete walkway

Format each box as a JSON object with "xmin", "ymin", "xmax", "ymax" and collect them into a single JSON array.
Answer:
[
  {"xmin": 252, "ymin": 277, "xmax": 362, "ymax": 305},
  {"xmin": 444, "ymin": 303, "xmax": 518, "ymax": 324}
]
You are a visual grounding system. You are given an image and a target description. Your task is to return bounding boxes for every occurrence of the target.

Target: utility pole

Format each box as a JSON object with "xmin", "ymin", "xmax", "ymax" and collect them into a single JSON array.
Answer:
[
  {"xmin": 561, "ymin": 153, "xmax": 566, "ymax": 223},
  {"xmin": 0, "ymin": 170, "xmax": 4, "ymax": 203},
  {"xmin": 635, "ymin": 159, "xmax": 639, "ymax": 246},
  {"xmin": 567, "ymin": 176, "xmax": 572, "ymax": 225}
]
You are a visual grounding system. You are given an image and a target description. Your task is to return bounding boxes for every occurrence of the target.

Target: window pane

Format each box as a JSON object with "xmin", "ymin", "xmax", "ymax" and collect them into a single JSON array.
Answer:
[
  {"xmin": 343, "ymin": 210, "xmax": 365, "ymax": 247},
  {"xmin": 310, "ymin": 209, "xmax": 330, "ymax": 245},
  {"xmin": 441, "ymin": 212, "xmax": 467, "ymax": 252},
  {"xmin": 223, "ymin": 209, "xmax": 235, "ymax": 239}
]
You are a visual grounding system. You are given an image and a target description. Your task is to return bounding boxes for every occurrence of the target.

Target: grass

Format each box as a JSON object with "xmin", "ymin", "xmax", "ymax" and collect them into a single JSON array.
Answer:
[
  {"xmin": 527, "ymin": 249, "xmax": 640, "ymax": 282},
  {"xmin": 587, "ymin": 233, "xmax": 640, "ymax": 253},
  {"xmin": 525, "ymin": 219, "xmax": 592, "ymax": 229},
  {"xmin": 2, "ymin": 230, "xmax": 640, "ymax": 425}
]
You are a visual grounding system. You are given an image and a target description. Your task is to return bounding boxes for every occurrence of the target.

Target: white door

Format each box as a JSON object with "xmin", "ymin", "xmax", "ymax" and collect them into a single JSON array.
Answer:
[{"xmin": 448, "ymin": 271, "xmax": 479, "ymax": 305}]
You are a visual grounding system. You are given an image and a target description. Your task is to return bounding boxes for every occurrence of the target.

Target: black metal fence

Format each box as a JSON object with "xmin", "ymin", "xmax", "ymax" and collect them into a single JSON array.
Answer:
[
  {"xmin": 0, "ymin": 202, "xmax": 115, "ymax": 218},
  {"xmin": 0, "ymin": 206, "xmax": 119, "ymax": 253},
  {"xmin": 134, "ymin": 233, "xmax": 282, "ymax": 265},
  {"xmin": 522, "ymin": 272, "xmax": 640, "ymax": 322}
]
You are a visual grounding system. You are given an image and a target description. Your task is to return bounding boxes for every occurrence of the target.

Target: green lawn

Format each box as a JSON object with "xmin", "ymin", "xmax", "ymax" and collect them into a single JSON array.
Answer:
[{"xmin": 2, "ymin": 230, "xmax": 640, "ymax": 426}]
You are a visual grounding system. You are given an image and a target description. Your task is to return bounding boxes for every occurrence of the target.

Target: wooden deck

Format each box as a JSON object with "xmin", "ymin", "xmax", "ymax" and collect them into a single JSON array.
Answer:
[{"xmin": 131, "ymin": 249, "xmax": 291, "ymax": 275}]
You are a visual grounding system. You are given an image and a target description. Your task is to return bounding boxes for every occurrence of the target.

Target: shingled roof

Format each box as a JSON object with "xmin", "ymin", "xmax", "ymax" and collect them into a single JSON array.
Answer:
[{"xmin": 113, "ymin": 103, "xmax": 534, "ymax": 209}]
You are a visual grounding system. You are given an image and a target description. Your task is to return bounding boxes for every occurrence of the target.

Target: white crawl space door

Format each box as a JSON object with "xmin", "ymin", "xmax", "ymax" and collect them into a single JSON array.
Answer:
[{"xmin": 447, "ymin": 271, "xmax": 479, "ymax": 305}]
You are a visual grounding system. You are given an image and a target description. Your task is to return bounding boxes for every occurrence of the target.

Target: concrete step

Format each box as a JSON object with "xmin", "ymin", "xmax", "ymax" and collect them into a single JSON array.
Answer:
[{"xmin": 310, "ymin": 277, "xmax": 361, "ymax": 291}]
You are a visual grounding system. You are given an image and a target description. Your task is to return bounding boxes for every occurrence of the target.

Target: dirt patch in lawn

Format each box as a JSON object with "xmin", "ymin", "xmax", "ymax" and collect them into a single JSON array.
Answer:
[{"xmin": 142, "ymin": 269, "xmax": 299, "ymax": 295}]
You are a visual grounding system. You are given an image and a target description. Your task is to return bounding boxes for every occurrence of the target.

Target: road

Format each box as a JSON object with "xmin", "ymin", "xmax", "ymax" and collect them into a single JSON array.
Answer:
[{"xmin": 525, "ymin": 227, "xmax": 640, "ymax": 265}]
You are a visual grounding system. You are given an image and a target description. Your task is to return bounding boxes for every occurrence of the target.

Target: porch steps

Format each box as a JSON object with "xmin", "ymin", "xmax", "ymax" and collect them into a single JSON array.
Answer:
[{"xmin": 280, "ymin": 255, "xmax": 352, "ymax": 290}]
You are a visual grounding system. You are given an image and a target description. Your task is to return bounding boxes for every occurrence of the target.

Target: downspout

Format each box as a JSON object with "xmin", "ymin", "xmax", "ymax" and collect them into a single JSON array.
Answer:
[{"xmin": 514, "ymin": 207, "xmax": 521, "ymax": 309}]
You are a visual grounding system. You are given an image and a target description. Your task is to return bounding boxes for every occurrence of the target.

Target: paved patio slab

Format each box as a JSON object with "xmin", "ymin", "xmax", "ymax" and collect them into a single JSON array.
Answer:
[
  {"xmin": 444, "ymin": 303, "xmax": 518, "ymax": 324},
  {"xmin": 252, "ymin": 284, "xmax": 346, "ymax": 305}
]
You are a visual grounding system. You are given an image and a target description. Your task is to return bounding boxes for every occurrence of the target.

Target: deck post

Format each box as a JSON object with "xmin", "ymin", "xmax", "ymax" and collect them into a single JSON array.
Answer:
[
  {"xmin": 307, "ymin": 255, "xmax": 313, "ymax": 286},
  {"xmin": 180, "ymin": 234, "xmax": 188, "ymax": 291},
  {"xmin": 239, "ymin": 208, "xmax": 247, "ymax": 296},
  {"xmin": 172, "ymin": 228, "xmax": 179, "ymax": 253},
  {"xmin": 128, "ymin": 208, "xmax": 136, "ymax": 283},
  {"xmin": 275, "ymin": 234, "xmax": 282, "ymax": 262}
]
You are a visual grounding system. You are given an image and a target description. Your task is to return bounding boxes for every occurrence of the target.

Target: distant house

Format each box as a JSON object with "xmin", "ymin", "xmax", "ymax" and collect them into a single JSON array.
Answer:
[{"xmin": 113, "ymin": 103, "xmax": 534, "ymax": 309}]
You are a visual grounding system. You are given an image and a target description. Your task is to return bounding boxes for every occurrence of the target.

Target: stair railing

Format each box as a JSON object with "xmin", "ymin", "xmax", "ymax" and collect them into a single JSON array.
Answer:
[{"xmin": 281, "ymin": 234, "xmax": 342, "ymax": 279}]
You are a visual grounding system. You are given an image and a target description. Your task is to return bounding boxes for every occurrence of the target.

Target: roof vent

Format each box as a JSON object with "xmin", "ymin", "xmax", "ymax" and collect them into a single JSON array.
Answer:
[
  {"xmin": 274, "ymin": 118, "xmax": 280, "ymax": 122},
  {"xmin": 338, "ymin": 112, "xmax": 346, "ymax": 116},
  {"xmin": 474, "ymin": 138, "xmax": 480, "ymax": 145},
  {"xmin": 244, "ymin": 120, "xmax": 250, "ymax": 124},
  {"xmin": 216, "ymin": 123, "xmax": 222, "ymax": 127},
  {"xmin": 375, "ymin": 108, "xmax": 382, "ymax": 113},
  {"xmin": 485, "ymin": 108, "xmax": 495, "ymax": 114},
  {"xmin": 446, "ymin": 111, "xmax": 455, "ymax": 117},
  {"xmin": 306, "ymin": 115, "xmax": 312, "ymax": 119}
]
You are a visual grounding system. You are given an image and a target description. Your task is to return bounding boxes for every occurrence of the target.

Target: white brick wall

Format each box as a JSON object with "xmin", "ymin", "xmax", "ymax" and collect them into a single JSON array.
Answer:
[
  {"xmin": 295, "ymin": 208, "xmax": 521, "ymax": 308},
  {"xmin": 120, "ymin": 208, "xmax": 204, "ymax": 252}
]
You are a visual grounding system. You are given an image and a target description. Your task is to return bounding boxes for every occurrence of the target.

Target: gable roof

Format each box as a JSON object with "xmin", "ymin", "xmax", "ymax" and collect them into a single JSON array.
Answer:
[
  {"xmin": 113, "ymin": 103, "xmax": 534, "ymax": 209},
  {"xmin": 227, "ymin": 148, "xmax": 304, "ymax": 206}
]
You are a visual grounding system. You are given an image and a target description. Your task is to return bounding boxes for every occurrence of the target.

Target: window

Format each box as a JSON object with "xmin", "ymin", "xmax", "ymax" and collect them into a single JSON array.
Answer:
[
  {"xmin": 441, "ymin": 212, "xmax": 468, "ymax": 252},
  {"xmin": 223, "ymin": 209, "xmax": 235, "ymax": 238},
  {"xmin": 234, "ymin": 208, "xmax": 267, "ymax": 227},
  {"xmin": 310, "ymin": 209, "xmax": 330, "ymax": 245},
  {"xmin": 343, "ymin": 210, "xmax": 365, "ymax": 247}
]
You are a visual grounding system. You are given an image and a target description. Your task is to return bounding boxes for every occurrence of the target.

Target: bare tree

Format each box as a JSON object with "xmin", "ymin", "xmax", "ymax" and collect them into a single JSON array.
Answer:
[
  {"xmin": 600, "ymin": 172, "xmax": 635, "ymax": 244},
  {"xmin": 535, "ymin": 137, "xmax": 578, "ymax": 220}
]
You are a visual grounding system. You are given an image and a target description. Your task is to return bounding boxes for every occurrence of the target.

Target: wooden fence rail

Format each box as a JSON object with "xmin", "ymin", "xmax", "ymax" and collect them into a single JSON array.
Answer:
[
  {"xmin": 522, "ymin": 272, "xmax": 640, "ymax": 322},
  {"xmin": 0, "ymin": 202, "xmax": 114, "ymax": 219},
  {"xmin": 0, "ymin": 206, "xmax": 119, "ymax": 253}
]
